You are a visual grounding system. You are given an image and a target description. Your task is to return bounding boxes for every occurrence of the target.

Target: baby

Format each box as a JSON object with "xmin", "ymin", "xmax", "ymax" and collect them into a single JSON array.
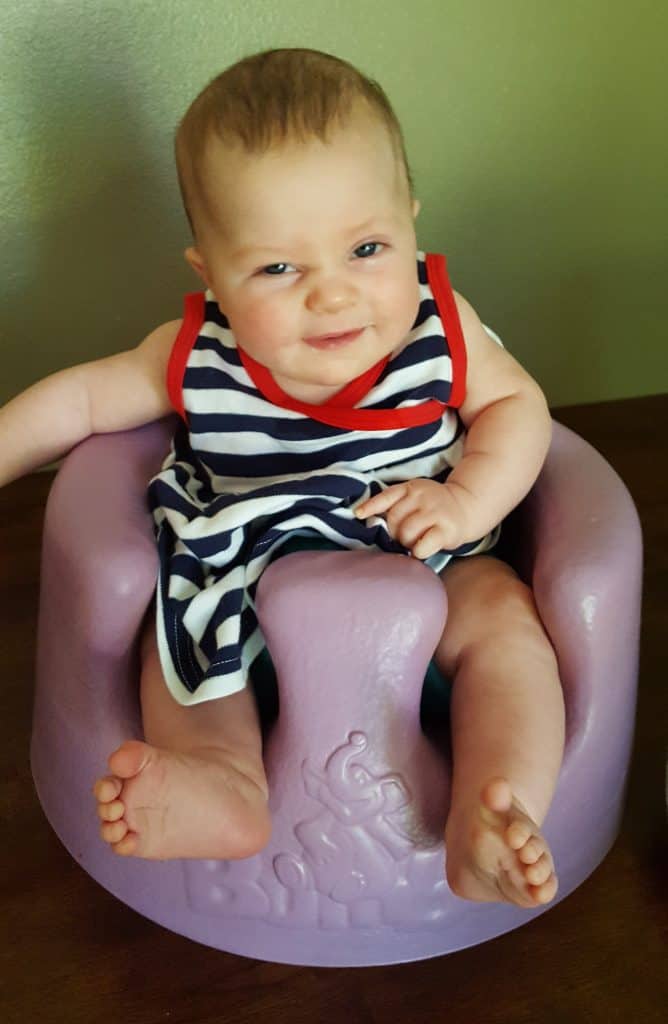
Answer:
[{"xmin": 1, "ymin": 48, "xmax": 564, "ymax": 908}]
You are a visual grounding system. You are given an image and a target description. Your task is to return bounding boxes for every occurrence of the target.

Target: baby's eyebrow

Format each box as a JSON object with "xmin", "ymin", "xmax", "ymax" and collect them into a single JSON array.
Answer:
[
  {"xmin": 231, "ymin": 218, "xmax": 392, "ymax": 263},
  {"xmin": 348, "ymin": 218, "xmax": 377, "ymax": 236},
  {"xmin": 231, "ymin": 245, "xmax": 286, "ymax": 263}
]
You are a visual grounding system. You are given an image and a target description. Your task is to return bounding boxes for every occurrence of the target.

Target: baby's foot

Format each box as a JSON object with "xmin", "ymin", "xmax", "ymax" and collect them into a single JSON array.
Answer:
[
  {"xmin": 93, "ymin": 740, "xmax": 271, "ymax": 860},
  {"xmin": 445, "ymin": 777, "xmax": 558, "ymax": 908}
]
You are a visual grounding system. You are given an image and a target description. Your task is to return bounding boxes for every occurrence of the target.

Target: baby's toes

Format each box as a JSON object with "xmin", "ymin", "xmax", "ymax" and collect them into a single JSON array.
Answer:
[
  {"xmin": 100, "ymin": 818, "xmax": 129, "ymax": 845},
  {"xmin": 517, "ymin": 835, "xmax": 545, "ymax": 865},
  {"xmin": 93, "ymin": 775, "xmax": 122, "ymax": 804},
  {"xmin": 524, "ymin": 851, "xmax": 554, "ymax": 887},
  {"xmin": 111, "ymin": 833, "xmax": 139, "ymax": 857},
  {"xmin": 505, "ymin": 819, "xmax": 533, "ymax": 851},
  {"xmin": 97, "ymin": 798, "xmax": 125, "ymax": 823},
  {"xmin": 529, "ymin": 872, "xmax": 559, "ymax": 905}
]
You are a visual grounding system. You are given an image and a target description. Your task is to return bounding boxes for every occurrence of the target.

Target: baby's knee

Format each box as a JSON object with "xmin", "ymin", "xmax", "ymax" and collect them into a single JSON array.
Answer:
[
  {"xmin": 441, "ymin": 557, "xmax": 550, "ymax": 655},
  {"xmin": 475, "ymin": 565, "xmax": 538, "ymax": 628},
  {"xmin": 471, "ymin": 566, "xmax": 559, "ymax": 675}
]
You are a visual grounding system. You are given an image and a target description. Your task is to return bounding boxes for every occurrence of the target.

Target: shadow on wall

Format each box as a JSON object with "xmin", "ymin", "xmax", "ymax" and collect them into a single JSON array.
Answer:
[
  {"xmin": 3, "ymin": 7, "xmax": 191, "ymax": 399},
  {"xmin": 411, "ymin": 36, "xmax": 668, "ymax": 407},
  {"xmin": 419, "ymin": 177, "xmax": 609, "ymax": 407}
]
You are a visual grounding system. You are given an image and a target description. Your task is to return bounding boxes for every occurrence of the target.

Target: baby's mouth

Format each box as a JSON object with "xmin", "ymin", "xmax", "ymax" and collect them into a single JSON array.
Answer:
[{"xmin": 304, "ymin": 327, "xmax": 365, "ymax": 350}]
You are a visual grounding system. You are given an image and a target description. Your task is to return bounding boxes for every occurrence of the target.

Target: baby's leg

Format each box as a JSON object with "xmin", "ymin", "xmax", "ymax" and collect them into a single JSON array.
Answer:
[
  {"xmin": 435, "ymin": 556, "xmax": 565, "ymax": 907},
  {"xmin": 93, "ymin": 612, "xmax": 271, "ymax": 860}
]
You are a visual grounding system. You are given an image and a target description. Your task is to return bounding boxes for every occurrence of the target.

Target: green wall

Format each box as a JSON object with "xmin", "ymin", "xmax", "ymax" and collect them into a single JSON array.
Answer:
[{"xmin": 2, "ymin": 0, "xmax": 666, "ymax": 407}]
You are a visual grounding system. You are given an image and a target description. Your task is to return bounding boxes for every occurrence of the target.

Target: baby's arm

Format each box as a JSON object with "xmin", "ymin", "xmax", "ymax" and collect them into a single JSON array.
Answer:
[
  {"xmin": 355, "ymin": 294, "xmax": 552, "ymax": 559},
  {"xmin": 0, "ymin": 319, "xmax": 181, "ymax": 489}
]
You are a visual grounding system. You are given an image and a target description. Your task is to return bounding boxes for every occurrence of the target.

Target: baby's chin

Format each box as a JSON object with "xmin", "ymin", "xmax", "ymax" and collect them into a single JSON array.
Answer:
[{"xmin": 270, "ymin": 371, "xmax": 349, "ymax": 404}]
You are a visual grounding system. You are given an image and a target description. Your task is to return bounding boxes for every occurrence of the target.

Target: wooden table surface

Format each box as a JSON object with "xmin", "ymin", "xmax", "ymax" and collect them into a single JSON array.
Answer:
[{"xmin": 1, "ymin": 395, "xmax": 666, "ymax": 1024}]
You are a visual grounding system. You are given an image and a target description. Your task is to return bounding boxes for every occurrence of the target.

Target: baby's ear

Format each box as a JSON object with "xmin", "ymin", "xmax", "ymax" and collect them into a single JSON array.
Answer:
[
  {"xmin": 412, "ymin": 198, "xmax": 421, "ymax": 220},
  {"xmin": 185, "ymin": 247, "xmax": 211, "ymax": 287}
]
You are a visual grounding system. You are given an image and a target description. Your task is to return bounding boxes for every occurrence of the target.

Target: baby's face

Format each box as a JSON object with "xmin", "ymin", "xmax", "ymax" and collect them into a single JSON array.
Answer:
[{"xmin": 187, "ymin": 109, "xmax": 421, "ymax": 403}]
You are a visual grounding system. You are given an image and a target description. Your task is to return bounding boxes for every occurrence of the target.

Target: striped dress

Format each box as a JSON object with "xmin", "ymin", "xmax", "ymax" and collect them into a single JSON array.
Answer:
[{"xmin": 148, "ymin": 252, "xmax": 498, "ymax": 706}]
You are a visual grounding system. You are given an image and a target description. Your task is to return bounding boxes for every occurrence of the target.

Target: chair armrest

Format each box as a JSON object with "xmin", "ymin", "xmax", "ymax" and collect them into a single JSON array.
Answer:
[
  {"xmin": 509, "ymin": 421, "xmax": 642, "ymax": 747},
  {"xmin": 41, "ymin": 418, "xmax": 176, "ymax": 654}
]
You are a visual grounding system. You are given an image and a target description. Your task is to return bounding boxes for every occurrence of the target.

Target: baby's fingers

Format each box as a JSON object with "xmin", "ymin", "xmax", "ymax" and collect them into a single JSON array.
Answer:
[
  {"xmin": 355, "ymin": 485, "xmax": 407, "ymax": 519},
  {"xmin": 412, "ymin": 526, "xmax": 444, "ymax": 561}
]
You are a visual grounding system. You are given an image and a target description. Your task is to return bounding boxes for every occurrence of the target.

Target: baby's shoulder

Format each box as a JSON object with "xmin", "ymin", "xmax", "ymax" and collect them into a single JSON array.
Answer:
[
  {"xmin": 132, "ymin": 318, "xmax": 183, "ymax": 378},
  {"xmin": 452, "ymin": 290, "xmax": 482, "ymax": 334},
  {"xmin": 121, "ymin": 317, "xmax": 184, "ymax": 397},
  {"xmin": 82, "ymin": 318, "xmax": 184, "ymax": 433},
  {"xmin": 138, "ymin": 318, "xmax": 183, "ymax": 357}
]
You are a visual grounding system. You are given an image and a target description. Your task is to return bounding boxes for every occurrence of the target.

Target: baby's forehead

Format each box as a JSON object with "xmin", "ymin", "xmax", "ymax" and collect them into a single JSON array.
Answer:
[
  {"xmin": 199, "ymin": 118, "xmax": 408, "ymax": 205},
  {"xmin": 186, "ymin": 108, "xmax": 412, "ymax": 243}
]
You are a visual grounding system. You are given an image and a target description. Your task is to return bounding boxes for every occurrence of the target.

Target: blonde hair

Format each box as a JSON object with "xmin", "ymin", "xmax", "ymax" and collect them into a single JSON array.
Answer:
[{"xmin": 175, "ymin": 48, "xmax": 413, "ymax": 233}]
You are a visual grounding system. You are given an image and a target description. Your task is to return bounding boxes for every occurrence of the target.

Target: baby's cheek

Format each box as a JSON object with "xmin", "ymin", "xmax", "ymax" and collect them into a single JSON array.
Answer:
[
  {"xmin": 237, "ymin": 301, "xmax": 272, "ymax": 336},
  {"xmin": 234, "ymin": 301, "xmax": 293, "ymax": 351},
  {"xmin": 379, "ymin": 276, "xmax": 419, "ymax": 335}
]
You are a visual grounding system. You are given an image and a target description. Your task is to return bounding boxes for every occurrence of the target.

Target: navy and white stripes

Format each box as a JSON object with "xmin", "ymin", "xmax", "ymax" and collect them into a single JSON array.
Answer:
[{"xmin": 148, "ymin": 252, "xmax": 497, "ymax": 705}]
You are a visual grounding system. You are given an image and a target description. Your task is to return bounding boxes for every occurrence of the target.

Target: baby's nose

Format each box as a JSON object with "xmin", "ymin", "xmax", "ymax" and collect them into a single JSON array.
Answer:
[{"xmin": 306, "ymin": 274, "xmax": 357, "ymax": 314}]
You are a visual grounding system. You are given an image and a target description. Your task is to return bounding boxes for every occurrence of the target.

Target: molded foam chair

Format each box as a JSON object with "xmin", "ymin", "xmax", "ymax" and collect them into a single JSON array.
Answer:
[{"xmin": 31, "ymin": 418, "xmax": 642, "ymax": 966}]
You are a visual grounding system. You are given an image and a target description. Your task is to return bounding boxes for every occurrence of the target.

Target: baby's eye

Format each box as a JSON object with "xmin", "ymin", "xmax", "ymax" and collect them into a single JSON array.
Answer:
[
  {"xmin": 261, "ymin": 262, "xmax": 295, "ymax": 275},
  {"xmin": 353, "ymin": 242, "xmax": 383, "ymax": 259}
]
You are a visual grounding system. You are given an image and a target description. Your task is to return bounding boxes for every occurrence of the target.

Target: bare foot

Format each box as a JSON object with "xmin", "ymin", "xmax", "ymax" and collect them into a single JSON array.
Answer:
[
  {"xmin": 444, "ymin": 777, "xmax": 558, "ymax": 908},
  {"xmin": 93, "ymin": 740, "xmax": 271, "ymax": 860}
]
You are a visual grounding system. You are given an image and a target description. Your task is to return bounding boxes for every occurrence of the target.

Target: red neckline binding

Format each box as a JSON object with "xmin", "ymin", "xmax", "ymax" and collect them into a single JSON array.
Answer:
[
  {"xmin": 237, "ymin": 346, "xmax": 390, "ymax": 415},
  {"xmin": 166, "ymin": 253, "xmax": 467, "ymax": 429}
]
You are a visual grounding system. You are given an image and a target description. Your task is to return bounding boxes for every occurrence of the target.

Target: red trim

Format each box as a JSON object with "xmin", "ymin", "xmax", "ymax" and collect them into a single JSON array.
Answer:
[
  {"xmin": 425, "ymin": 253, "xmax": 467, "ymax": 408},
  {"xmin": 167, "ymin": 256, "xmax": 464, "ymax": 431},
  {"xmin": 167, "ymin": 292, "xmax": 205, "ymax": 421},
  {"xmin": 239, "ymin": 346, "xmax": 390, "ymax": 412},
  {"xmin": 240, "ymin": 339, "xmax": 445, "ymax": 429}
]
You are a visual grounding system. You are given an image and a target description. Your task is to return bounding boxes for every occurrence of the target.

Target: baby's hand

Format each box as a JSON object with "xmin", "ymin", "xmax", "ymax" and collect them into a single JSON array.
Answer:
[{"xmin": 354, "ymin": 478, "xmax": 476, "ymax": 560}]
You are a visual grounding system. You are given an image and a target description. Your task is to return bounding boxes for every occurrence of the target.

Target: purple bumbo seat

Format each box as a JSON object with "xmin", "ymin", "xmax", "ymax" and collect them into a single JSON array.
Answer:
[{"xmin": 31, "ymin": 418, "xmax": 642, "ymax": 966}]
